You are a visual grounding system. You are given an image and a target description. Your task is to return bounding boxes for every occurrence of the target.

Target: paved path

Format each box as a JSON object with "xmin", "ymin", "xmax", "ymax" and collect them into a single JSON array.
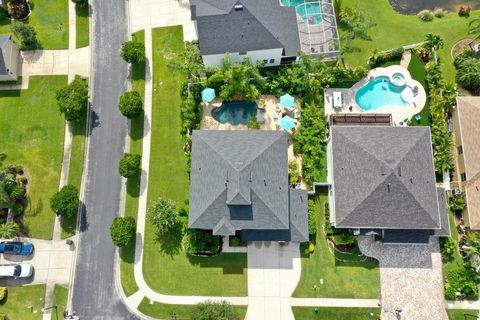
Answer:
[{"xmin": 359, "ymin": 235, "xmax": 448, "ymax": 320}]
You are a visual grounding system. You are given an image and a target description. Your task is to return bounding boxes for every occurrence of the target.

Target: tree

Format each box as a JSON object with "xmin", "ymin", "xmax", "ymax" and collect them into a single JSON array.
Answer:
[
  {"xmin": 456, "ymin": 58, "xmax": 480, "ymax": 90},
  {"xmin": 191, "ymin": 300, "xmax": 239, "ymax": 320},
  {"xmin": 0, "ymin": 222, "xmax": 19, "ymax": 239},
  {"xmin": 56, "ymin": 76, "xmax": 89, "ymax": 122},
  {"xmin": 11, "ymin": 21, "xmax": 38, "ymax": 50},
  {"xmin": 147, "ymin": 198, "xmax": 180, "ymax": 234},
  {"xmin": 118, "ymin": 91, "xmax": 143, "ymax": 119},
  {"xmin": 424, "ymin": 33, "xmax": 444, "ymax": 52},
  {"xmin": 6, "ymin": 0, "xmax": 29, "ymax": 19},
  {"xmin": 120, "ymin": 40, "xmax": 145, "ymax": 64},
  {"xmin": 338, "ymin": 7, "xmax": 374, "ymax": 40},
  {"xmin": 50, "ymin": 185, "xmax": 79, "ymax": 219},
  {"xmin": 118, "ymin": 153, "xmax": 141, "ymax": 178},
  {"xmin": 167, "ymin": 41, "xmax": 205, "ymax": 81},
  {"xmin": 71, "ymin": 0, "xmax": 88, "ymax": 7},
  {"xmin": 110, "ymin": 216, "xmax": 136, "ymax": 247}
]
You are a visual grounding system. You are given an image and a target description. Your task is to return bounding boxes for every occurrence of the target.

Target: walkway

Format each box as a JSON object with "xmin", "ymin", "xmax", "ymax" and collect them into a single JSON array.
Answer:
[{"xmin": 358, "ymin": 235, "xmax": 448, "ymax": 320}]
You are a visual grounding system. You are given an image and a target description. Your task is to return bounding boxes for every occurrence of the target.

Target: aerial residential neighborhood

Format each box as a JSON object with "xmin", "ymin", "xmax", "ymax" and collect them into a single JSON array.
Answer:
[{"xmin": 0, "ymin": 0, "xmax": 480, "ymax": 319}]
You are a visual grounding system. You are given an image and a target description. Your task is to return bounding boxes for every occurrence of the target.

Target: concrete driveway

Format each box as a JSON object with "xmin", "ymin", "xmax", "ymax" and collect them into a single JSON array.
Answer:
[
  {"xmin": 0, "ymin": 239, "xmax": 74, "ymax": 287},
  {"xmin": 358, "ymin": 235, "xmax": 448, "ymax": 320},
  {"xmin": 246, "ymin": 241, "xmax": 301, "ymax": 320}
]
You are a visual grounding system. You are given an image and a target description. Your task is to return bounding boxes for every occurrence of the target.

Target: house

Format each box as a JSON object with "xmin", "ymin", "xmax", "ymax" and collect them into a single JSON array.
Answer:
[
  {"xmin": 188, "ymin": 130, "xmax": 308, "ymax": 242},
  {"xmin": 189, "ymin": 0, "xmax": 340, "ymax": 67},
  {"xmin": 451, "ymin": 97, "xmax": 480, "ymax": 229},
  {"xmin": 327, "ymin": 126, "xmax": 450, "ymax": 244},
  {"xmin": 0, "ymin": 35, "xmax": 20, "ymax": 82}
]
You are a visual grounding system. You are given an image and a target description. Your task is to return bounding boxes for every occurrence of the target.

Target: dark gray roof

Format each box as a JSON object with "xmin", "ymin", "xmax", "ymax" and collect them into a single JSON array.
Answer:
[
  {"xmin": 434, "ymin": 188, "xmax": 450, "ymax": 237},
  {"xmin": 330, "ymin": 126, "xmax": 442, "ymax": 230},
  {"xmin": 383, "ymin": 229, "xmax": 430, "ymax": 244},
  {"xmin": 189, "ymin": 130, "xmax": 308, "ymax": 242},
  {"xmin": 190, "ymin": 0, "xmax": 301, "ymax": 56},
  {"xmin": 0, "ymin": 35, "xmax": 12, "ymax": 75}
]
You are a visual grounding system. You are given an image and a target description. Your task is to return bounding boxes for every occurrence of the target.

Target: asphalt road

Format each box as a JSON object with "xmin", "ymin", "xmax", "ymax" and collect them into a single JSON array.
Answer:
[{"xmin": 71, "ymin": 0, "xmax": 139, "ymax": 319}]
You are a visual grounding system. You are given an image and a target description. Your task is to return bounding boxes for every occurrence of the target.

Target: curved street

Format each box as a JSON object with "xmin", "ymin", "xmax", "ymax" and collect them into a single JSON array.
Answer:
[{"xmin": 70, "ymin": 0, "xmax": 139, "ymax": 318}]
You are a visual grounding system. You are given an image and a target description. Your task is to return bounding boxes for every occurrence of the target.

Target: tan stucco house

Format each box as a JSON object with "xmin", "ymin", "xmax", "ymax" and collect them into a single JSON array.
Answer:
[
  {"xmin": 451, "ymin": 96, "xmax": 480, "ymax": 229},
  {"xmin": 0, "ymin": 35, "xmax": 20, "ymax": 82}
]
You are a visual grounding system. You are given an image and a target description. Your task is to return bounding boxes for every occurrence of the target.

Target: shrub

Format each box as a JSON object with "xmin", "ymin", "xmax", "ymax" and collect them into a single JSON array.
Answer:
[
  {"xmin": 147, "ymin": 197, "xmax": 180, "ymax": 235},
  {"xmin": 118, "ymin": 153, "xmax": 141, "ymax": 178},
  {"xmin": 110, "ymin": 216, "xmax": 136, "ymax": 247},
  {"xmin": 230, "ymin": 237, "xmax": 240, "ymax": 247},
  {"xmin": 0, "ymin": 287, "xmax": 6, "ymax": 302},
  {"xmin": 454, "ymin": 50, "xmax": 478, "ymax": 69},
  {"xmin": 456, "ymin": 58, "xmax": 480, "ymax": 91},
  {"xmin": 458, "ymin": 5, "xmax": 471, "ymax": 17},
  {"xmin": 440, "ymin": 237, "xmax": 457, "ymax": 261},
  {"xmin": 180, "ymin": 88, "xmax": 202, "ymax": 134},
  {"xmin": 191, "ymin": 300, "xmax": 240, "ymax": 320},
  {"xmin": 247, "ymin": 116, "xmax": 260, "ymax": 129},
  {"xmin": 368, "ymin": 47, "xmax": 404, "ymax": 68},
  {"xmin": 50, "ymin": 185, "xmax": 79, "ymax": 219},
  {"xmin": 11, "ymin": 21, "xmax": 38, "ymax": 50},
  {"xmin": 182, "ymin": 229, "xmax": 220, "ymax": 254},
  {"xmin": 71, "ymin": 0, "xmax": 88, "ymax": 7},
  {"xmin": 449, "ymin": 194, "xmax": 467, "ymax": 213},
  {"xmin": 308, "ymin": 242, "xmax": 315, "ymax": 253},
  {"xmin": 414, "ymin": 46, "xmax": 431, "ymax": 63},
  {"xmin": 433, "ymin": 8, "xmax": 446, "ymax": 18},
  {"xmin": 288, "ymin": 160, "xmax": 297, "ymax": 171},
  {"xmin": 120, "ymin": 40, "xmax": 145, "ymax": 64},
  {"xmin": 289, "ymin": 170, "xmax": 299, "ymax": 184},
  {"xmin": 308, "ymin": 199, "xmax": 317, "ymax": 238},
  {"xmin": 417, "ymin": 10, "xmax": 434, "ymax": 21},
  {"xmin": 0, "ymin": 222, "xmax": 19, "ymax": 239},
  {"xmin": 445, "ymin": 267, "xmax": 479, "ymax": 299},
  {"xmin": 56, "ymin": 76, "xmax": 89, "ymax": 122},
  {"xmin": 118, "ymin": 91, "xmax": 143, "ymax": 119}
]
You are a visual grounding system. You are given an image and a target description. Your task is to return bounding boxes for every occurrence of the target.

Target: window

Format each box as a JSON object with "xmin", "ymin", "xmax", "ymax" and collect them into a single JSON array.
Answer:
[
  {"xmin": 262, "ymin": 59, "xmax": 268, "ymax": 64},
  {"xmin": 457, "ymin": 145, "xmax": 463, "ymax": 154},
  {"xmin": 461, "ymin": 173, "xmax": 467, "ymax": 181},
  {"xmin": 239, "ymin": 52, "xmax": 247, "ymax": 55},
  {"xmin": 269, "ymin": 59, "xmax": 275, "ymax": 63}
]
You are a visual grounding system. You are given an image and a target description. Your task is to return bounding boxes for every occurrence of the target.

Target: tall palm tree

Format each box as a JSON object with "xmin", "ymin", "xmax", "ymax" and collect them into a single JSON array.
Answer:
[{"xmin": 425, "ymin": 33, "xmax": 444, "ymax": 51}]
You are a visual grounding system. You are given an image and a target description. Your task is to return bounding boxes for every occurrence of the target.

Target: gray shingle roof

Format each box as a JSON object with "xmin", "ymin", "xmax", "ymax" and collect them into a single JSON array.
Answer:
[
  {"xmin": 189, "ymin": 130, "xmax": 308, "ymax": 242},
  {"xmin": 434, "ymin": 187, "xmax": 450, "ymax": 237},
  {"xmin": 190, "ymin": 0, "xmax": 301, "ymax": 56},
  {"xmin": 0, "ymin": 35, "xmax": 12, "ymax": 75},
  {"xmin": 330, "ymin": 126, "xmax": 442, "ymax": 230}
]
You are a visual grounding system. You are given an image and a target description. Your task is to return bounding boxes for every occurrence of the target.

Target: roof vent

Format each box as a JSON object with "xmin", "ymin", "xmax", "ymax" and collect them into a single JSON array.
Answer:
[
  {"xmin": 398, "ymin": 167, "xmax": 402, "ymax": 177},
  {"xmin": 249, "ymin": 172, "xmax": 252, "ymax": 183},
  {"xmin": 387, "ymin": 183, "xmax": 391, "ymax": 193},
  {"xmin": 263, "ymin": 179, "xmax": 266, "ymax": 186},
  {"xmin": 234, "ymin": 4, "xmax": 243, "ymax": 10},
  {"xmin": 410, "ymin": 177, "xmax": 413, "ymax": 184}
]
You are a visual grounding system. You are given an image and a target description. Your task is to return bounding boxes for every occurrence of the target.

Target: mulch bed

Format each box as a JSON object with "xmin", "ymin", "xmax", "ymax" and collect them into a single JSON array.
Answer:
[{"xmin": 451, "ymin": 38, "xmax": 479, "ymax": 59}]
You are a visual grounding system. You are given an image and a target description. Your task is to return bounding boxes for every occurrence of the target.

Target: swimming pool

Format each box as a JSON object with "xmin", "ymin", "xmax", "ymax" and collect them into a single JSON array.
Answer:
[
  {"xmin": 280, "ymin": 0, "xmax": 323, "ymax": 24},
  {"xmin": 355, "ymin": 76, "xmax": 411, "ymax": 111},
  {"xmin": 211, "ymin": 101, "xmax": 258, "ymax": 125}
]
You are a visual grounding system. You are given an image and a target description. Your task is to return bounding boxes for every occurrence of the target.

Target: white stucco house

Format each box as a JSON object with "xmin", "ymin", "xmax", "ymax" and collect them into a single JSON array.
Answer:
[{"xmin": 0, "ymin": 35, "xmax": 20, "ymax": 82}]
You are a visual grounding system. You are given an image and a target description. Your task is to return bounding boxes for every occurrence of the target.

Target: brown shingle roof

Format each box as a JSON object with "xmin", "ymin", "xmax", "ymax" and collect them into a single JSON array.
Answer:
[{"xmin": 457, "ymin": 97, "xmax": 480, "ymax": 229}]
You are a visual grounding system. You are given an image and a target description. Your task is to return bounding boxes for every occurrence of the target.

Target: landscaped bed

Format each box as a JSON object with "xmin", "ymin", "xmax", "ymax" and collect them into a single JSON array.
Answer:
[
  {"xmin": 293, "ymin": 194, "xmax": 380, "ymax": 298},
  {"xmin": 0, "ymin": 76, "xmax": 67, "ymax": 239}
]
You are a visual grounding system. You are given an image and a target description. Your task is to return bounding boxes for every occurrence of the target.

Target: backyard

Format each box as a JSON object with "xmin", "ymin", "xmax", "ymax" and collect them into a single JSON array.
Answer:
[
  {"xmin": 0, "ymin": 0, "xmax": 69, "ymax": 49},
  {"xmin": 0, "ymin": 284, "xmax": 46, "ymax": 320},
  {"xmin": 0, "ymin": 76, "xmax": 67, "ymax": 239},
  {"xmin": 340, "ymin": 0, "xmax": 480, "ymax": 81},
  {"xmin": 141, "ymin": 26, "xmax": 248, "ymax": 297},
  {"xmin": 292, "ymin": 307, "xmax": 380, "ymax": 320},
  {"xmin": 293, "ymin": 193, "xmax": 380, "ymax": 298}
]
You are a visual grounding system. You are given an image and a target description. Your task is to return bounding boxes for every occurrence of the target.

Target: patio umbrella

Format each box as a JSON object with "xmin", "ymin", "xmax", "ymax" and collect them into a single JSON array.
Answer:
[
  {"xmin": 278, "ymin": 115, "xmax": 296, "ymax": 131},
  {"xmin": 280, "ymin": 93, "xmax": 295, "ymax": 110},
  {"xmin": 201, "ymin": 87, "xmax": 216, "ymax": 102}
]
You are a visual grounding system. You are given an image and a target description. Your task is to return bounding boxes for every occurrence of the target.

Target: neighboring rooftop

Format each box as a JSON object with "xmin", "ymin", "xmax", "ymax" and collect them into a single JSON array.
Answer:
[
  {"xmin": 330, "ymin": 126, "xmax": 446, "ymax": 230},
  {"xmin": 456, "ymin": 96, "xmax": 480, "ymax": 229},
  {"xmin": 189, "ymin": 130, "xmax": 308, "ymax": 242},
  {"xmin": 0, "ymin": 35, "xmax": 12, "ymax": 76}
]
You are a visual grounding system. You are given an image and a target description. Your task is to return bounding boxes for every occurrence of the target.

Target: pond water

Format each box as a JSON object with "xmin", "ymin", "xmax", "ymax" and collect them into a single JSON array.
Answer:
[{"xmin": 388, "ymin": 0, "xmax": 479, "ymax": 14}]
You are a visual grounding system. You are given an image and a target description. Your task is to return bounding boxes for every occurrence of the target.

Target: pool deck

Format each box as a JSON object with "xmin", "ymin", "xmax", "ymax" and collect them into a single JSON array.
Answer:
[{"xmin": 324, "ymin": 65, "xmax": 427, "ymax": 125}]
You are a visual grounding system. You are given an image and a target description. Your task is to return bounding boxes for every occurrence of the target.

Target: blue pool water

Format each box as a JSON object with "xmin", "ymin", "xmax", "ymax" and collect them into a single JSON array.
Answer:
[
  {"xmin": 355, "ymin": 76, "xmax": 410, "ymax": 111},
  {"xmin": 211, "ymin": 101, "xmax": 257, "ymax": 125},
  {"xmin": 281, "ymin": 0, "xmax": 323, "ymax": 24}
]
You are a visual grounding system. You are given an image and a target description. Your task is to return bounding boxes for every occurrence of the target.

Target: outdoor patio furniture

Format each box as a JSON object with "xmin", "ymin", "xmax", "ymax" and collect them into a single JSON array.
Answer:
[
  {"xmin": 201, "ymin": 87, "xmax": 216, "ymax": 103},
  {"xmin": 294, "ymin": 110, "xmax": 301, "ymax": 119},
  {"xmin": 278, "ymin": 115, "xmax": 296, "ymax": 131},
  {"xmin": 415, "ymin": 115, "xmax": 422, "ymax": 122},
  {"xmin": 280, "ymin": 94, "xmax": 295, "ymax": 111}
]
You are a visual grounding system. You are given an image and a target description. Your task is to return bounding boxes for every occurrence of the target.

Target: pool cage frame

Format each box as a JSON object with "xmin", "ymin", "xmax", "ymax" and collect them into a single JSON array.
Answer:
[{"xmin": 283, "ymin": 0, "xmax": 341, "ymax": 60}]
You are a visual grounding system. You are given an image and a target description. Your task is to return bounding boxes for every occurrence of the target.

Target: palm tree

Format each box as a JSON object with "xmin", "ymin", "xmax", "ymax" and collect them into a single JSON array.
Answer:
[
  {"xmin": 425, "ymin": 33, "xmax": 444, "ymax": 52},
  {"xmin": 468, "ymin": 17, "xmax": 480, "ymax": 38},
  {"xmin": 0, "ymin": 222, "xmax": 19, "ymax": 239}
]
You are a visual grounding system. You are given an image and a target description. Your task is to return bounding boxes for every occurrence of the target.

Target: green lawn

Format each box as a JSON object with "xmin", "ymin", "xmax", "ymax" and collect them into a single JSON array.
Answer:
[
  {"xmin": 142, "ymin": 26, "xmax": 248, "ymax": 297},
  {"xmin": 292, "ymin": 307, "xmax": 380, "ymax": 320},
  {"xmin": 408, "ymin": 53, "xmax": 432, "ymax": 127},
  {"xmin": 0, "ymin": 0, "xmax": 69, "ymax": 49},
  {"xmin": 138, "ymin": 298, "xmax": 248, "ymax": 319},
  {"xmin": 340, "ymin": 0, "xmax": 480, "ymax": 81},
  {"xmin": 447, "ymin": 309, "xmax": 480, "ymax": 320},
  {"xmin": 443, "ymin": 211, "xmax": 465, "ymax": 290},
  {"xmin": 51, "ymin": 285, "xmax": 68, "ymax": 320},
  {"xmin": 293, "ymin": 194, "xmax": 380, "ymax": 298},
  {"xmin": 0, "ymin": 285, "xmax": 46, "ymax": 320},
  {"xmin": 75, "ymin": 4, "xmax": 90, "ymax": 48},
  {"xmin": 120, "ymin": 29, "xmax": 145, "ymax": 298},
  {"xmin": 0, "ymin": 76, "xmax": 67, "ymax": 239}
]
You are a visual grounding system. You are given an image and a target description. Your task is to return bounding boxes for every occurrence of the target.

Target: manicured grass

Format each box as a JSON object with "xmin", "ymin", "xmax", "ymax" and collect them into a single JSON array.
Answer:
[
  {"xmin": 0, "ymin": 0, "xmax": 69, "ymax": 49},
  {"xmin": 138, "ymin": 298, "xmax": 248, "ymax": 319},
  {"xmin": 340, "ymin": 0, "xmax": 480, "ymax": 81},
  {"xmin": 292, "ymin": 307, "xmax": 380, "ymax": 320},
  {"xmin": 293, "ymin": 194, "xmax": 380, "ymax": 298},
  {"xmin": 0, "ymin": 284, "xmax": 46, "ymax": 320},
  {"xmin": 75, "ymin": 4, "xmax": 90, "ymax": 48},
  {"xmin": 142, "ymin": 26, "xmax": 248, "ymax": 297},
  {"xmin": 120, "ymin": 29, "xmax": 145, "ymax": 298},
  {"xmin": 447, "ymin": 309, "xmax": 480, "ymax": 320},
  {"xmin": 443, "ymin": 211, "xmax": 464, "ymax": 281},
  {"xmin": 0, "ymin": 76, "xmax": 67, "ymax": 239},
  {"xmin": 408, "ymin": 53, "xmax": 432, "ymax": 127},
  {"xmin": 52, "ymin": 285, "xmax": 68, "ymax": 320}
]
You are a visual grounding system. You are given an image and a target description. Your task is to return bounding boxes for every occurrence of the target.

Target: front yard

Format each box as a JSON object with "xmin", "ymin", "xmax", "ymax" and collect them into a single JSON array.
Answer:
[
  {"xmin": 0, "ymin": 76, "xmax": 67, "ymax": 239},
  {"xmin": 293, "ymin": 193, "xmax": 380, "ymax": 298},
  {"xmin": 0, "ymin": 284, "xmax": 46, "ymax": 320},
  {"xmin": 141, "ymin": 26, "xmax": 248, "ymax": 297},
  {"xmin": 292, "ymin": 307, "xmax": 380, "ymax": 320}
]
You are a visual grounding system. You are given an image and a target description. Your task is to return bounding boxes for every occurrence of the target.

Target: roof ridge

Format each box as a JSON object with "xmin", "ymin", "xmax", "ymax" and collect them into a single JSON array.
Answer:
[
  {"xmin": 196, "ymin": 132, "xmax": 231, "ymax": 165},
  {"xmin": 251, "ymin": 188, "xmax": 289, "ymax": 229},
  {"xmin": 189, "ymin": 188, "xmax": 226, "ymax": 227},
  {"xmin": 242, "ymin": 132, "xmax": 285, "ymax": 171},
  {"xmin": 195, "ymin": 0, "xmax": 231, "ymax": 14}
]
